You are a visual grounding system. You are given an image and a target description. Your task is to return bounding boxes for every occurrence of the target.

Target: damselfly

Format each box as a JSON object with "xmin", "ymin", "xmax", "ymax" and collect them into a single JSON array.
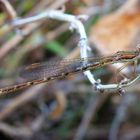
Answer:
[{"xmin": 0, "ymin": 48, "xmax": 139, "ymax": 95}]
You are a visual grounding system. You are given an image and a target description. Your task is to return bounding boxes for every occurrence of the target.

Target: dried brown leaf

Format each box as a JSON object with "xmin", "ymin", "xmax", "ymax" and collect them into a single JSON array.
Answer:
[{"xmin": 90, "ymin": 8, "xmax": 140, "ymax": 55}]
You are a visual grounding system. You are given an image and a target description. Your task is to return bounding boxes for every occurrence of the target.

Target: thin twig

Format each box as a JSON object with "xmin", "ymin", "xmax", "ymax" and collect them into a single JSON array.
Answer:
[
  {"xmin": 9, "ymin": 10, "xmax": 140, "ymax": 92},
  {"xmin": 109, "ymin": 93, "xmax": 136, "ymax": 140},
  {"xmin": 0, "ymin": 0, "xmax": 17, "ymax": 20},
  {"xmin": 74, "ymin": 94, "xmax": 108, "ymax": 140}
]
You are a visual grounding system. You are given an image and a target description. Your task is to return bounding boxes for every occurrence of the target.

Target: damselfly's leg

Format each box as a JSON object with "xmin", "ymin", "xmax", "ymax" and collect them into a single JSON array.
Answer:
[
  {"xmin": 115, "ymin": 63, "xmax": 130, "ymax": 95},
  {"xmin": 115, "ymin": 59, "xmax": 138, "ymax": 84},
  {"xmin": 133, "ymin": 59, "xmax": 138, "ymax": 77},
  {"xmin": 115, "ymin": 62, "xmax": 130, "ymax": 84}
]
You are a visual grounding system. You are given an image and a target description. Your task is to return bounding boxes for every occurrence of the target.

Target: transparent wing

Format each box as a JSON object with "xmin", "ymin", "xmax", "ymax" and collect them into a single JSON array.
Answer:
[
  {"xmin": 19, "ymin": 54, "xmax": 119, "ymax": 81},
  {"xmin": 19, "ymin": 58, "xmax": 87, "ymax": 81}
]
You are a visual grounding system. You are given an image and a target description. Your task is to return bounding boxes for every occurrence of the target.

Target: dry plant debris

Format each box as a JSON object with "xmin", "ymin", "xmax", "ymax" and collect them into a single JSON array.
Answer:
[{"xmin": 90, "ymin": 1, "xmax": 140, "ymax": 55}]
